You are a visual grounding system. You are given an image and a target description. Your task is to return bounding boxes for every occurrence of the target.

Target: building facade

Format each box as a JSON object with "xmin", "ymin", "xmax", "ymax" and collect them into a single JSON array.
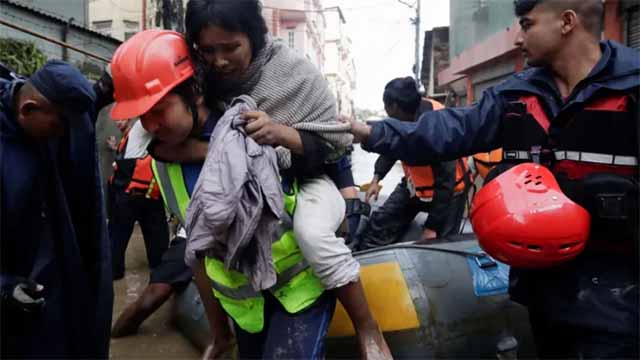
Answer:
[
  {"xmin": 88, "ymin": 0, "xmax": 143, "ymax": 41},
  {"xmin": 438, "ymin": 0, "xmax": 639, "ymax": 106},
  {"xmin": 262, "ymin": 0, "xmax": 327, "ymax": 72},
  {"xmin": 323, "ymin": 5, "xmax": 356, "ymax": 118},
  {"xmin": 421, "ymin": 26, "xmax": 450, "ymax": 104}
]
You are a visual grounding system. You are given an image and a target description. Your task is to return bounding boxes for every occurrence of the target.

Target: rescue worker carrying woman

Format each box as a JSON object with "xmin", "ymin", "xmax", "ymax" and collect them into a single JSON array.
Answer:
[
  {"xmin": 350, "ymin": 0, "xmax": 639, "ymax": 358},
  {"xmin": 358, "ymin": 77, "xmax": 471, "ymax": 250},
  {"xmin": 109, "ymin": 17, "xmax": 389, "ymax": 360}
]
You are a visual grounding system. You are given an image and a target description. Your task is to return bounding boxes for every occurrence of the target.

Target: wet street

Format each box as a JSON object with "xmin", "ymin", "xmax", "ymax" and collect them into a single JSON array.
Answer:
[
  {"xmin": 109, "ymin": 146, "xmax": 411, "ymax": 358},
  {"xmin": 110, "ymin": 230, "xmax": 199, "ymax": 359}
]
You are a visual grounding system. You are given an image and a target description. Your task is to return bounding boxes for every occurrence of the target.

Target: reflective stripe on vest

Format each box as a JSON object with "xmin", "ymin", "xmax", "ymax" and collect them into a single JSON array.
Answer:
[
  {"xmin": 205, "ymin": 180, "xmax": 325, "ymax": 333},
  {"xmin": 502, "ymin": 150, "xmax": 638, "ymax": 167},
  {"xmin": 554, "ymin": 151, "xmax": 638, "ymax": 166},
  {"xmin": 151, "ymin": 160, "xmax": 190, "ymax": 225}
]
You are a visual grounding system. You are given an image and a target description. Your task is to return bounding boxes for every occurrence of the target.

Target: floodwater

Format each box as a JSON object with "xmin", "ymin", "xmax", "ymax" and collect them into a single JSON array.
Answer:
[
  {"xmin": 109, "ymin": 146, "xmax": 464, "ymax": 358},
  {"xmin": 109, "ymin": 229, "xmax": 200, "ymax": 359}
]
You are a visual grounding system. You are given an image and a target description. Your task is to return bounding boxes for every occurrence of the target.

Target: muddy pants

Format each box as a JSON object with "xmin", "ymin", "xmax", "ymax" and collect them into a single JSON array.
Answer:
[
  {"xmin": 358, "ymin": 179, "xmax": 466, "ymax": 250},
  {"xmin": 233, "ymin": 292, "xmax": 336, "ymax": 359}
]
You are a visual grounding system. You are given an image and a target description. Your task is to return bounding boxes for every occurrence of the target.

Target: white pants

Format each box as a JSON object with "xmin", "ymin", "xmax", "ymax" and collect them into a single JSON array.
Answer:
[{"xmin": 293, "ymin": 175, "xmax": 360, "ymax": 289}]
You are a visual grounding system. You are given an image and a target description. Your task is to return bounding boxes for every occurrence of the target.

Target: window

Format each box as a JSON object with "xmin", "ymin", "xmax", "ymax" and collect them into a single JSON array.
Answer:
[
  {"xmin": 123, "ymin": 20, "xmax": 139, "ymax": 30},
  {"xmin": 288, "ymin": 31, "xmax": 295, "ymax": 49},
  {"xmin": 92, "ymin": 20, "xmax": 112, "ymax": 35}
]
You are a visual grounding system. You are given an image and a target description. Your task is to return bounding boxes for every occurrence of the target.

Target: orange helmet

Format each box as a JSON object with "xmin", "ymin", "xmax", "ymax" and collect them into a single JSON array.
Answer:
[
  {"xmin": 110, "ymin": 30, "xmax": 194, "ymax": 120},
  {"xmin": 470, "ymin": 163, "xmax": 590, "ymax": 269}
]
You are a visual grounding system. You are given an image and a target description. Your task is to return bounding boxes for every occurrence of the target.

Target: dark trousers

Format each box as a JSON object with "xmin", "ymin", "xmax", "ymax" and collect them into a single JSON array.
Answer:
[
  {"xmin": 528, "ymin": 305, "xmax": 639, "ymax": 359},
  {"xmin": 512, "ymin": 252, "xmax": 639, "ymax": 359},
  {"xmin": 109, "ymin": 189, "xmax": 169, "ymax": 280},
  {"xmin": 234, "ymin": 292, "xmax": 336, "ymax": 359},
  {"xmin": 358, "ymin": 181, "xmax": 466, "ymax": 250}
]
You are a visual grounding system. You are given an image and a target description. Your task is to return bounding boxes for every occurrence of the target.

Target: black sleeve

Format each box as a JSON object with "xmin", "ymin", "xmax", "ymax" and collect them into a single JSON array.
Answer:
[
  {"xmin": 146, "ymin": 139, "xmax": 171, "ymax": 163},
  {"xmin": 423, "ymin": 160, "xmax": 456, "ymax": 232},
  {"xmin": 93, "ymin": 70, "xmax": 114, "ymax": 113},
  {"xmin": 284, "ymin": 130, "xmax": 331, "ymax": 180},
  {"xmin": 373, "ymin": 155, "xmax": 397, "ymax": 180}
]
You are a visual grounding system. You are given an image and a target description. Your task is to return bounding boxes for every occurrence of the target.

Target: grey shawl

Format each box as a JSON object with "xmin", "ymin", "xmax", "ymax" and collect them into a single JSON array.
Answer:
[{"xmin": 214, "ymin": 38, "xmax": 352, "ymax": 168}]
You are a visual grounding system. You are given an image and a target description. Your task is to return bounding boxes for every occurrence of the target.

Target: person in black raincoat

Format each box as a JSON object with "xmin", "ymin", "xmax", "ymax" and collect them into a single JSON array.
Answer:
[{"xmin": 1, "ymin": 60, "xmax": 114, "ymax": 358}]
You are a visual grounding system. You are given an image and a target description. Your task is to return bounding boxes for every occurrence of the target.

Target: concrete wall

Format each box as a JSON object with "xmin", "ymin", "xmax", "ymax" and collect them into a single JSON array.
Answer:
[{"xmin": 449, "ymin": 0, "xmax": 514, "ymax": 58}]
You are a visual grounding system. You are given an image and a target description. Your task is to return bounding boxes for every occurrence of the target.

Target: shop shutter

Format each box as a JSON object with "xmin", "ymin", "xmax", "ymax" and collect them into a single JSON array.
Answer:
[{"xmin": 628, "ymin": 5, "xmax": 640, "ymax": 50}]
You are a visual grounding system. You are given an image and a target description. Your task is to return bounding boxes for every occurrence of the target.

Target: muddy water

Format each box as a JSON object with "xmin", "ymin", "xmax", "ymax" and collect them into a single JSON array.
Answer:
[{"xmin": 109, "ymin": 226, "xmax": 200, "ymax": 359}]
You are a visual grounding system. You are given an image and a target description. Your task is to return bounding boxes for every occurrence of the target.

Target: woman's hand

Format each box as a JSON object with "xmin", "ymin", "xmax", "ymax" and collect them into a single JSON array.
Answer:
[
  {"xmin": 242, "ymin": 111, "xmax": 287, "ymax": 146},
  {"xmin": 242, "ymin": 111, "xmax": 304, "ymax": 154},
  {"xmin": 365, "ymin": 181, "xmax": 382, "ymax": 203},
  {"xmin": 350, "ymin": 119, "xmax": 372, "ymax": 144}
]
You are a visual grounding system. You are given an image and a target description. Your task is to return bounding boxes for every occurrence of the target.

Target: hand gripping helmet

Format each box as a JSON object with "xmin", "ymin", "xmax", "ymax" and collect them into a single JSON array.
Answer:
[
  {"xmin": 110, "ymin": 30, "xmax": 194, "ymax": 120},
  {"xmin": 470, "ymin": 163, "xmax": 590, "ymax": 268}
]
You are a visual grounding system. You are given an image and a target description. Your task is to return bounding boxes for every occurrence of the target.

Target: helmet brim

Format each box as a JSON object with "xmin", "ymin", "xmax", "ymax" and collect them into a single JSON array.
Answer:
[
  {"xmin": 110, "ymin": 91, "xmax": 166, "ymax": 120},
  {"xmin": 110, "ymin": 70, "xmax": 194, "ymax": 120}
]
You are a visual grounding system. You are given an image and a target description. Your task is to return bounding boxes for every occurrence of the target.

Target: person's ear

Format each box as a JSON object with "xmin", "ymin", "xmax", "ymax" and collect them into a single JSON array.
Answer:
[
  {"xmin": 18, "ymin": 100, "xmax": 40, "ymax": 119},
  {"xmin": 195, "ymin": 95, "xmax": 204, "ymax": 106},
  {"xmin": 560, "ymin": 10, "xmax": 578, "ymax": 35}
]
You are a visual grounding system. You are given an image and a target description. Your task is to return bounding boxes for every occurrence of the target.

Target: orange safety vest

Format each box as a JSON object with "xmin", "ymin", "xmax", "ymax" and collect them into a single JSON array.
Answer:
[
  {"xmin": 402, "ymin": 98, "xmax": 471, "ymax": 200},
  {"xmin": 472, "ymin": 148, "xmax": 503, "ymax": 180},
  {"xmin": 111, "ymin": 129, "xmax": 160, "ymax": 200},
  {"xmin": 402, "ymin": 159, "xmax": 471, "ymax": 200}
]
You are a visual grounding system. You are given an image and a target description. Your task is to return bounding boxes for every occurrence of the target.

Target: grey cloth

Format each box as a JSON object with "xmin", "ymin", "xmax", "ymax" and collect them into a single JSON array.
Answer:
[
  {"xmin": 218, "ymin": 37, "xmax": 352, "ymax": 168},
  {"xmin": 185, "ymin": 95, "xmax": 284, "ymax": 291}
]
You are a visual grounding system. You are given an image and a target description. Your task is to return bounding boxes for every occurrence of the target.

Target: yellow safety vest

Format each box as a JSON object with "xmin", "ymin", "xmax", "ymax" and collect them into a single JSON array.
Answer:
[{"xmin": 151, "ymin": 160, "xmax": 325, "ymax": 333}]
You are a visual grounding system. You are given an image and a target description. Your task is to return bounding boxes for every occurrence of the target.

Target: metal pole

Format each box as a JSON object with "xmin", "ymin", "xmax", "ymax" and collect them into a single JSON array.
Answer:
[
  {"xmin": 142, "ymin": 0, "xmax": 147, "ymax": 30},
  {"xmin": 0, "ymin": 18, "xmax": 111, "ymax": 63},
  {"xmin": 414, "ymin": 0, "xmax": 421, "ymax": 84}
]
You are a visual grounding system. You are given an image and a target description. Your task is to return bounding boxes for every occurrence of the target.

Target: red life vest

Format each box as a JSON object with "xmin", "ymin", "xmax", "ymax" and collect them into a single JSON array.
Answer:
[
  {"xmin": 500, "ymin": 93, "xmax": 637, "ymax": 178},
  {"xmin": 498, "ymin": 91, "xmax": 638, "ymax": 245}
]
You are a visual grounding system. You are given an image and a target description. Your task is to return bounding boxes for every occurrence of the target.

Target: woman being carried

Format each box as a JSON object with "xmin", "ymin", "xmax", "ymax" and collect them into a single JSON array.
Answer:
[{"xmin": 178, "ymin": 0, "xmax": 391, "ymax": 359}]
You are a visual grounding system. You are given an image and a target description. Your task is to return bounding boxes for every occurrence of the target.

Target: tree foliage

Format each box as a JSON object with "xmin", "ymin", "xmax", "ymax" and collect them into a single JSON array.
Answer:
[{"xmin": 0, "ymin": 38, "xmax": 47, "ymax": 76}]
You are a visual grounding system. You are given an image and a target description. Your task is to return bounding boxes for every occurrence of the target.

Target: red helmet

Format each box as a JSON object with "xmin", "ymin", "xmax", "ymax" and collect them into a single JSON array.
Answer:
[
  {"xmin": 110, "ymin": 30, "xmax": 194, "ymax": 120},
  {"xmin": 470, "ymin": 163, "xmax": 590, "ymax": 268}
]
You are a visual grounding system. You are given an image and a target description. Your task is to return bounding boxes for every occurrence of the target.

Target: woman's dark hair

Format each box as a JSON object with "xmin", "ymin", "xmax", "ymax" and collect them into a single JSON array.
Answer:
[
  {"xmin": 185, "ymin": 0, "xmax": 268, "ymax": 60},
  {"xmin": 383, "ymin": 77, "xmax": 421, "ymax": 115}
]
